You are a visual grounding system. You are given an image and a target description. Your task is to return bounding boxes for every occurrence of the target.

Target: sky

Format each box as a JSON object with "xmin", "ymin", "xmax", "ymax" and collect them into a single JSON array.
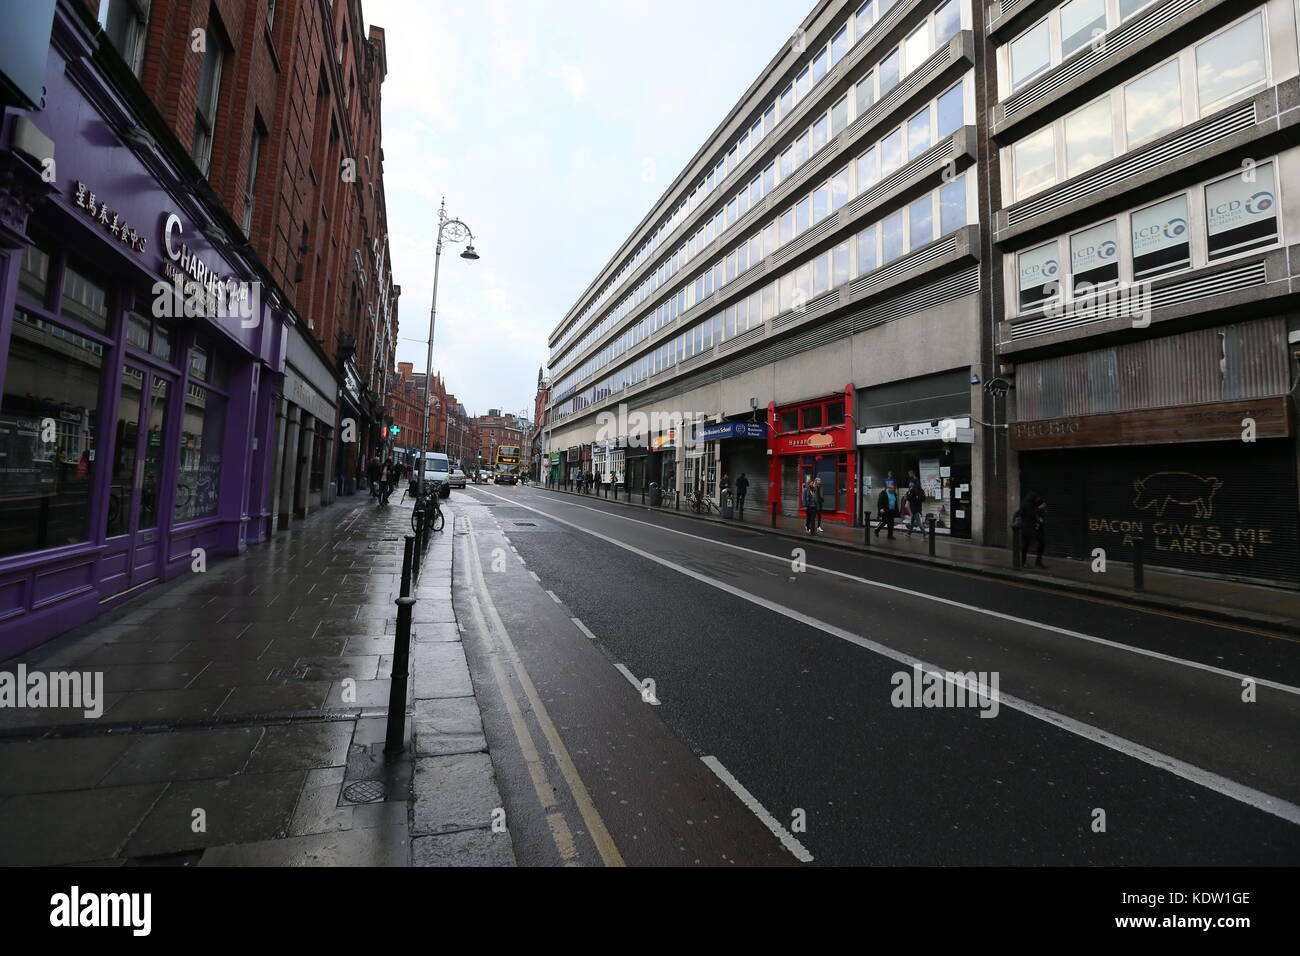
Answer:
[{"xmin": 364, "ymin": 0, "xmax": 812, "ymax": 420}]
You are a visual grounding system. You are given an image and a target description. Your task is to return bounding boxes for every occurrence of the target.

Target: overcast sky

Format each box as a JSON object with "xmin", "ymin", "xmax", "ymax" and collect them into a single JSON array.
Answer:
[{"xmin": 364, "ymin": 0, "xmax": 811, "ymax": 419}]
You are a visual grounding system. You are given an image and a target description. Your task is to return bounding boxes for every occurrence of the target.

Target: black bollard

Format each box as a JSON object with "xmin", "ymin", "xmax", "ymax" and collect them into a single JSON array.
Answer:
[
  {"xmin": 864, "ymin": 509, "xmax": 871, "ymax": 547},
  {"xmin": 1133, "ymin": 536, "xmax": 1145, "ymax": 591},
  {"xmin": 1012, "ymin": 527, "xmax": 1022, "ymax": 569},
  {"xmin": 412, "ymin": 507, "xmax": 424, "ymax": 581},
  {"xmin": 927, "ymin": 515, "xmax": 936, "ymax": 556},
  {"xmin": 384, "ymin": 537, "xmax": 416, "ymax": 755}
]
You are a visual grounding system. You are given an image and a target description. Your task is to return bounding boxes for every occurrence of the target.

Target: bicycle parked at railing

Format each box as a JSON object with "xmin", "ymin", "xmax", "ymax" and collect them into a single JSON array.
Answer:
[
  {"xmin": 404, "ymin": 481, "xmax": 445, "ymax": 534},
  {"xmin": 690, "ymin": 490, "xmax": 718, "ymax": 515}
]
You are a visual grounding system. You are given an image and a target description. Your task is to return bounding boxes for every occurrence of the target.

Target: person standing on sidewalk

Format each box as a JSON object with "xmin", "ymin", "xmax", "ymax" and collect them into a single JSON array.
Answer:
[
  {"xmin": 813, "ymin": 476, "xmax": 826, "ymax": 533},
  {"xmin": 377, "ymin": 458, "xmax": 393, "ymax": 505},
  {"xmin": 735, "ymin": 473, "xmax": 749, "ymax": 518},
  {"xmin": 367, "ymin": 457, "xmax": 382, "ymax": 500},
  {"xmin": 905, "ymin": 479, "xmax": 926, "ymax": 536},
  {"xmin": 875, "ymin": 479, "xmax": 899, "ymax": 538},
  {"xmin": 1016, "ymin": 492, "xmax": 1048, "ymax": 568},
  {"xmin": 802, "ymin": 478, "xmax": 818, "ymax": 534}
]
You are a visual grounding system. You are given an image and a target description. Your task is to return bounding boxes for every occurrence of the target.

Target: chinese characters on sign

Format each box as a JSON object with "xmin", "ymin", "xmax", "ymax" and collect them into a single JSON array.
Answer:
[{"xmin": 71, "ymin": 181, "xmax": 146, "ymax": 253}]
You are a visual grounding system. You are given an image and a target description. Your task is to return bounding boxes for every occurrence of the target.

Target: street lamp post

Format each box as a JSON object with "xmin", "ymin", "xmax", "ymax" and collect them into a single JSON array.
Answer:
[{"xmin": 418, "ymin": 198, "xmax": 479, "ymax": 500}]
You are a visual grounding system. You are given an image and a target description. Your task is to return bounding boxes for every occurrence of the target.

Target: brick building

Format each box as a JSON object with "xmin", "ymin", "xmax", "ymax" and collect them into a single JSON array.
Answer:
[
  {"xmin": 97, "ymin": 0, "xmax": 401, "ymax": 497},
  {"xmin": 473, "ymin": 409, "xmax": 525, "ymax": 473}
]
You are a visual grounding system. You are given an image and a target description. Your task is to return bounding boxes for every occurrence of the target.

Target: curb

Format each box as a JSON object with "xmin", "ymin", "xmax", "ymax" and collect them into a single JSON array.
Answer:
[{"xmin": 536, "ymin": 485, "xmax": 1300, "ymax": 636}]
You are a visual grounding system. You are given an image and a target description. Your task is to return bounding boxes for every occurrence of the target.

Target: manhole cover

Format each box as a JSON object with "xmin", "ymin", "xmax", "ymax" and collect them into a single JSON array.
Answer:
[{"xmin": 342, "ymin": 781, "xmax": 387, "ymax": 804}]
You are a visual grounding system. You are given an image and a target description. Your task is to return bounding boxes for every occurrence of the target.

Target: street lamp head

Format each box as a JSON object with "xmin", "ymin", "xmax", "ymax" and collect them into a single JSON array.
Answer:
[{"xmin": 460, "ymin": 244, "xmax": 480, "ymax": 261}]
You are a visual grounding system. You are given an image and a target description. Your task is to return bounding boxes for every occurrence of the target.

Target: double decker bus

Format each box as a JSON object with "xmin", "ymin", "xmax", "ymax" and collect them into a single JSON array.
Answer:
[{"xmin": 494, "ymin": 445, "xmax": 520, "ymax": 484}]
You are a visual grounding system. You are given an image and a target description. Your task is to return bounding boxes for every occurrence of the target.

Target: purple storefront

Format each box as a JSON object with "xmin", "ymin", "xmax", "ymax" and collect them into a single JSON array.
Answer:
[{"xmin": 0, "ymin": 5, "xmax": 286, "ymax": 658}]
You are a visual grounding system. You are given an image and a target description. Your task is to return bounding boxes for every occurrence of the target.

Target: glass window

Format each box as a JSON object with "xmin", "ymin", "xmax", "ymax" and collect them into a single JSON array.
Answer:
[
  {"xmin": 811, "ymin": 114, "xmax": 829, "ymax": 153},
  {"xmin": 1131, "ymin": 193, "xmax": 1190, "ymax": 280},
  {"xmin": 764, "ymin": 105, "xmax": 776, "ymax": 134},
  {"xmin": 1061, "ymin": 0, "xmax": 1106, "ymax": 59},
  {"xmin": 795, "ymin": 196, "xmax": 811, "ymax": 234},
  {"xmin": 833, "ymin": 241, "xmax": 850, "ymax": 286},
  {"xmin": 856, "ymin": 1, "xmax": 874, "ymax": 37},
  {"xmin": 780, "ymin": 410, "xmax": 799, "ymax": 432},
  {"xmin": 939, "ymin": 175, "xmax": 966, "ymax": 234},
  {"xmin": 127, "ymin": 311, "xmax": 151, "ymax": 350},
  {"xmin": 780, "ymin": 83, "xmax": 793, "ymax": 117},
  {"xmin": 795, "ymin": 66, "xmax": 810, "ymax": 101},
  {"xmin": 909, "ymin": 194, "xmax": 934, "ymax": 249},
  {"xmin": 1124, "ymin": 59, "xmax": 1181, "ymax": 148},
  {"xmin": 934, "ymin": 0, "xmax": 960, "ymax": 46},
  {"xmin": 882, "ymin": 210, "xmax": 904, "ymax": 262},
  {"xmin": 937, "ymin": 79, "xmax": 964, "ymax": 138},
  {"xmin": 1013, "ymin": 125, "xmax": 1056, "ymax": 199},
  {"xmin": 857, "ymin": 146, "xmax": 879, "ymax": 193},
  {"xmin": 192, "ymin": 22, "xmax": 225, "ymax": 175},
  {"xmin": 812, "ymin": 48, "xmax": 827, "ymax": 84},
  {"xmin": 802, "ymin": 405, "xmax": 823, "ymax": 429},
  {"xmin": 831, "ymin": 167, "xmax": 850, "ymax": 210},
  {"xmin": 780, "ymin": 209, "xmax": 794, "ymax": 245},
  {"xmin": 881, "ymin": 127, "xmax": 903, "ymax": 176},
  {"xmin": 1010, "ymin": 19, "xmax": 1050, "ymax": 91},
  {"xmin": 1064, "ymin": 97, "xmax": 1113, "ymax": 177},
  {"xmin": 879, "ymin": 48, "xmax": 900, "ymax": 94},
  {"xmin": 17, "ymin": 240, "xmax": 52, "ymax": 305},
  {"xmin": 0, "ymin": 311, "xmax": 104, "ymax": 557},
  {"xmin": 795, "ymin": 131, "xmax": 809, "ymax": 166},
  {"xmin": 1018, "ymin": 241, "xmax": 1060, "ymax": 311},
  {"xmin": 1119, "ymin": 0, "xmax": 1156, "ymax": 20},
  {"xmin": 1069, "ymin": 220, "xmax": 1119, "ymax": 295},
  {"xmin": 813, "ymin": 254, "xmax": 830, "ymax": 294},
  {"xmin": 60, "ymin": 263, "xmax": 111, "ymax": 333},
  {"xmin": 1196, "ymin": 14, "xmax": 1267, "ymax": 115},
  {"xmin": 763, "ymin": 163, "xmax": 775, "ymax": 194},
  {"xmin": 831, "ymin": 25, "xmax": 849, "ymax": 64},
  {"xmin": 904, "ymin": 23, "xmax": 930, "ymax": 75},
  {"xmin": 831, "ymin": 96, "xmax": 849, "ymax": 136},
  {"xmin": 812, "ymin": 185, "xmax": 830, "ymax": 222},
  {"xmin": 856, "ymin": 74, "xmax": 875, "ymax": 117},
  {"xmin": 907, "ymin": 106, "xmax": 932, "ymax": 160},
  {"xmin": 858, "ymin": 224, "xmax": 879, "ymax": 274},
  {"xmin": 1205, "ymin": 162, "xmax": 1277, "ymax": 260}
]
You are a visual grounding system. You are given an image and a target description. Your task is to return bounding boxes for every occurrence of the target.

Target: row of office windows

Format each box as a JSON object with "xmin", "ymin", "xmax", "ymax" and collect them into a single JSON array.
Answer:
[
  {"xmin": 550, "ymin": 0, "xmax": 964, "ymax": 371},
  {"xmin": 1007, "ymin": 0, "xmax": 1160, "ymax": 93},
  {"xmin": 1014, "ymin": 160, "xmax": 1280, "ymax": 311},
  {"xmin": 1008, "ymin": 10, "xmax": 1270, "ymax": 203},
  {"xmin": 551, "ymin": 75, "xmax": 969, "ymax": 401},
  {"xmin": 552, "ymin": 174, "xmax": 972, "ymax": 421}
]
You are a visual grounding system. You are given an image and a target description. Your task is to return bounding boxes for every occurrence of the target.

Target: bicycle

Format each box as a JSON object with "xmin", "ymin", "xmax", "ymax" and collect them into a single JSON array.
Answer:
[
  {"xmin": 409, "ymin": 482, "xmax": 445, "ymax": 534},
  {"xmin": 690, "ymin": 491, "xmax": 718, "ymax": 515}
]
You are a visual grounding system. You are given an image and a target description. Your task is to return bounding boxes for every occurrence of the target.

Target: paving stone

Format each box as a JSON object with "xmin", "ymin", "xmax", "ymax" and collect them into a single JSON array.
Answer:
[
  {"xmin": 411, "ymin": 753, "xmax": 501, "ymax": 837},
  {"xmin": 413, "ymin": 643, "xmax": 473, "ymax": 699},
  {"xmin": 411, "ymin": 829, "xmax": 516, "ymax": 867},
  {"xmin": 413, "ymin": 623, "xmax": 461, "ymax": 643},
  {"xmin": 217, "ymin": 682, "xmax": 331, "ymax": 716},
  {"xmin": 244, "ymin": 721, "xmax": 355, "ymax": 773},
  {"xmin": 101, "ymin": 727, "xmax": 263, "ymax": 786},
  {"xmin": 99, "ymin": 687, "xmax": 232, "ymax": 724},
  {"xmin": 298, "ymin": 655, "xmax": 381, "ymax": 681},
  {"xmin": 325, "ymin": 678, "xmax": 394, "ymax": 709},
  {"xmin": 198, "ymin": 825, "xmax": 408, "ymax": 866},
  {"xmin": 413, "ymin": 697, "xmax": 486, "ymax": 756},
  {"xmin": 0, "ymin": 736, "xmax": 136, "ymax": 794},
  {"xmin": 0, "ymin": 785, "xmax": 165, "ymax": 865}
]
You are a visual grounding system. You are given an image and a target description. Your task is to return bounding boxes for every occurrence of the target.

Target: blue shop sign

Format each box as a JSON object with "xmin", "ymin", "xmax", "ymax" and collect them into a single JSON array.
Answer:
[{"xmin": 699, "ymin": 422, "xmax": 768, "ymax": 441}]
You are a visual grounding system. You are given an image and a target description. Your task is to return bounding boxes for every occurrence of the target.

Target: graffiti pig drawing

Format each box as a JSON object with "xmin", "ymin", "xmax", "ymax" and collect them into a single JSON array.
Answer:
[{"xmin": 1132, "ymin": 472, "xmax": 1224, "ymax": 518}]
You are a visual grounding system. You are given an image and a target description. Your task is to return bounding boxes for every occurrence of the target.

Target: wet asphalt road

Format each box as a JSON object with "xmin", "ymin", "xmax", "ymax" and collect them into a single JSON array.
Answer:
[{"xmin": 452, "ymin": 483, "xmax": 1300, "ymax": 866}]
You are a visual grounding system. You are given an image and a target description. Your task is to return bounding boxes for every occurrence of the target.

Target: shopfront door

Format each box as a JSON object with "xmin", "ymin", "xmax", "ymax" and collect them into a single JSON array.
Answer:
[{"xmin": 101, "ymin": 363, "xmax": 175, "ymax": 598}]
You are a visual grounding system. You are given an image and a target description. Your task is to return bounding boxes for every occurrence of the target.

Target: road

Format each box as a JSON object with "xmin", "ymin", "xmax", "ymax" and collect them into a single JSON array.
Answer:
[{"xmin": 448, "ymin": 482, "xmax": 1300, "ymax": 866}]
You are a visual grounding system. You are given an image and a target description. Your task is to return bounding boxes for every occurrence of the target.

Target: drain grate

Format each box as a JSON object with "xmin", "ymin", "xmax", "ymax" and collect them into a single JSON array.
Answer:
[
  {"xmin": 267, "ymin": 666, "xmax": 309, "ymax": 681},
  {"xmin": 514, "ymin": 522, "xmax": 536, "ymax": 526},
  {"xmin": 342, "ymin": 780, "xmax": 387, "ymax": 804}
]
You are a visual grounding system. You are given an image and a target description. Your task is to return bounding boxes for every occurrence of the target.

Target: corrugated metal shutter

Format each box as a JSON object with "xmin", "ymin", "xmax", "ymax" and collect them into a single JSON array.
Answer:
[{"xmin": 1019, "ymin": 439, "xmax": 1299, "ymax": 587}]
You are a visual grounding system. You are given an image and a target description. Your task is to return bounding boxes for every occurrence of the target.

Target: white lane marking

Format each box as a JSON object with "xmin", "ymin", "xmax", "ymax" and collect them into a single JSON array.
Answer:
[
  {"xmin": 613, "ymin": 662, "xmax": 660, "ymax": 705},
  {"xmin": 524, "ymin": 489, "xmax": 1300, "ymax": 697},
  {"xmin": 702, "ymin": 756, "xmax": 813, "ymax": 863},
  {"xmin": 518, "ymin": 554, "xmax": 527, "ymax": 565},
  {"xmin": 529, "ymin": 570, "xmax": 541, "ymax": 582},
  {"xmin": 477, "ymin": 487, "xmax": 1300, "ymax": 827},
  {"xmin": 571, "ymin": 617, "xmax": 598, "ymax": 641},
  {"xmin": 546, "ymin": 589, "xmax": 563, "ymax": 605}
]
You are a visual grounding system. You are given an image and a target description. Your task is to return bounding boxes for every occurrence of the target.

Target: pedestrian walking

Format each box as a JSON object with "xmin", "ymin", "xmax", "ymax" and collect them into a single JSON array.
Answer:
[
  {"xmin": 1015, "ymin": 492, "xmax": 1048, "ymax": 568},
  {"xmin": 874, "ymin": 478, "xmax": 900, "ymax": 538},
  {"xmin": 366, "ymin": 457, "xmax": 381, "ymax": 499},
  {"xmin": 735, "ymin": 473, "xmax": 749, "ymax": 518},
  {"xmin": 803, "ymin": 478, "xmax": 817, "ymax": 534},
  {"xmin": 378, "ymin": 458, "xmax": 393, "ymax": 505},
  {"xmin": 813, "ymin": 476, "xmax": 826, "ymax": 532},
  {"xmin": 905, "ymin": 479, "xmax": 926, "ymax": 536}
]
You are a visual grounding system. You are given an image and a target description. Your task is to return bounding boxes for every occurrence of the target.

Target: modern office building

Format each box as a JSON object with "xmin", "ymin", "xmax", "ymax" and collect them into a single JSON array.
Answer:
[
  {"xmin": 989, "ymin": 0, "xmax": 1300, "ymax": 586},
  {"xmin": 545, "ymin": 0, "xmax": 996, "ymax": 537}
]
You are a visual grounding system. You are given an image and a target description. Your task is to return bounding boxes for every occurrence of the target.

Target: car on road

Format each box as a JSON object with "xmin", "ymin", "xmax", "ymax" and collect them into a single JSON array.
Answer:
[
  {"xmin": 494, "ymin": 472, "xmax": 517, "ymax": 486},
  {"xmin": 418, "ymin": 452, "xmax": 451, "ymax": 498},
  {"xmin": 448, "ymin": 467, "xmax": 467, "ymax": 489}
]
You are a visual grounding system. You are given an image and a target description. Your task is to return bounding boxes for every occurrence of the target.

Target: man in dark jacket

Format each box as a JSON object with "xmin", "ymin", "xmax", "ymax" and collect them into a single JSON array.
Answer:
[
  {"xmin": 1017, "ymin": 493, "xmax": 1048, "ymax": 568},
  {"xmin": 905, "ymin": 479, "xmax": 926, "ymax": 536},
  {"xmin": 874, "ymin": 479, "xmax": 899, "ymax": 539},
  {"xmin": 366, "ymin": 457, "xmax": 382, "ymax": 499},
  {"xmin": 734, "ymin": 473, "xmax": 749, "ymax": 518},
  {"xmin": 813, "ymin": 476, "xmax": 826, "ymax": 533}
]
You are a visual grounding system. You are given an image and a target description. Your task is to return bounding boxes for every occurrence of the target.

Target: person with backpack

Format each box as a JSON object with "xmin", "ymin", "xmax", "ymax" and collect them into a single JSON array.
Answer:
[
  {"xmin": 874, "ymin": 478, "xmax": 900, "ymax": 538},
  {"xmin": 802, "ymin": 478, "xmax": 817, "ymax": 534},
  {"xmin": 1015, "ymin": 492, "xmax": 1048, "ymax": 568},
  {"xmin": 904, "ymin": 479, "xmax": 926, "ymax": 536}
]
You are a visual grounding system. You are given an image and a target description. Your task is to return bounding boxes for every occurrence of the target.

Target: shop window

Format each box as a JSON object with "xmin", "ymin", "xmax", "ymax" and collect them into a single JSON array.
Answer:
[
  {"xmin": 1069, "ymin": 219, "xmax": 1119, "ymax": 295},
  {"xmin": 17, "ymin": 240, "xmax": 52, "ymax": 306},
  {"xmin": 780, "ymin": 410, "xmax": 799, "ymax": 432},
  {"xmin": 175, "ymin": 383, "xmax": 226, "ymax": 522},
  {"xmin": 802, "ymin": 406, "xmax": 823, "ymax": 429},
  {"xmin": 60, "ymin": 262, "xmax": 111, "ymax": 333},
  {"xmin": 826, "ymin": 403, "xmax": 845, "ymax": 426},
  {"xmin": 0, "ymin": 310, "xmax": 104, "ymax": 558},
  {"xmin": 1205, "ymin": 162, "xmax": 1277, "ymax": 260}
]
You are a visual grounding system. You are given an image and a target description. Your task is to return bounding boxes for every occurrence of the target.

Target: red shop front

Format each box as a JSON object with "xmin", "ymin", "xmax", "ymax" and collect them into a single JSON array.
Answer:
[{"xmin": 766, "ymin": 385, "xmax": 857, "ymax": 524}]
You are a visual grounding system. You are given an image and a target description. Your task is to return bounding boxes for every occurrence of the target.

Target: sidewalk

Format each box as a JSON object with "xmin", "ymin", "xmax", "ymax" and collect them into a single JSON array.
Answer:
[
  {"xmin": 544, "ymin": 484, "xmax": 1300, "ymax": 634},
  {"xmin": 0, "ymin": 494, "xmax": 515, "ymax": 866}
]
